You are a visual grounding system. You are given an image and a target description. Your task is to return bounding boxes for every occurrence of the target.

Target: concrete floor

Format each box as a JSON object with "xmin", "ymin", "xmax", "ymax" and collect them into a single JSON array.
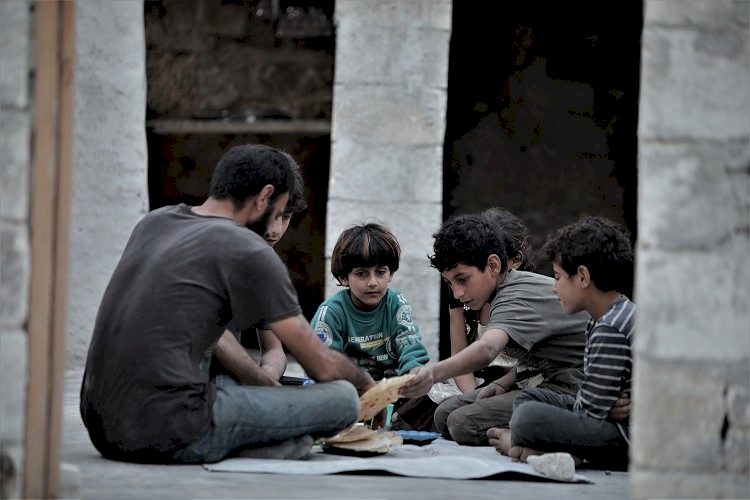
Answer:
[{"xmin": 62, "ymin": 369, "xmax": 631, "ymax": 500}]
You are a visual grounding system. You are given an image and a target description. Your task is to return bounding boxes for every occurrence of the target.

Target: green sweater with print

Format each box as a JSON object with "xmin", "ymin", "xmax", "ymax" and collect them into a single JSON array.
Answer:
[{"xmin": 310, "ymin": 288, "xmax": 430, "ymax": 380}]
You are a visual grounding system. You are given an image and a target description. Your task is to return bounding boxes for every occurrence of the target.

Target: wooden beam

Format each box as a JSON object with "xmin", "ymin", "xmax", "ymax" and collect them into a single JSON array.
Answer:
[
  {"xmin": 147, "ymin": 118, "xmax": 332, "ymax": 136},
  {"xmin": 24, "ymin": 1, "xmax": 76, "ymax": 497},
  {"xmin": 46, "ymin": 2, "xmax": 76, "ymax": 497}
]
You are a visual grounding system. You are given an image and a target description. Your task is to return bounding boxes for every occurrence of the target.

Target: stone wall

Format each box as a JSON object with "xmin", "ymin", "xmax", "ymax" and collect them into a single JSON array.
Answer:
[
  {"xmin": 0, "ymin": 2, "xmax": 33, "ymax": 497},
  {"xmin": 327, "ymin": 0, "xmax": 452, "ymax": 361},
  {"xmin": 632, "ymin": 1, "xmax": 750, "ymax": 498},
  {"xmin": 66, "ymin": 2, "xmax": 149, "ymax": 368}
]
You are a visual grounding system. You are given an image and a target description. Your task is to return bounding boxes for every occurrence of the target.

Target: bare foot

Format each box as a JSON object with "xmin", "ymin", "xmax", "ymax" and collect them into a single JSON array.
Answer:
[
  {"xmin": 486, "ymin": 427, "xmax": 512, "ymax": 455},
  {"xmin": 507, "ymin": 445, "xmax": 544, "ymax": 463}
]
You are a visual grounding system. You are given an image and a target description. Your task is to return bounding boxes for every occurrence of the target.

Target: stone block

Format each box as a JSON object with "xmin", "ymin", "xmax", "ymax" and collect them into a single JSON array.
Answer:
[
  {"xmin": 631, "ymin": 470, "xmax": 749, "ymax": 500},
  {"xmin": 77, "ymin": 1, "xmax": 147, "ymax": 69},
  {"xmin": 634, "ymin": 246, "xmax": 749, "ymax": 360},
  {"xmin": 724, "ymin": 428, "xmax": 749, "ymax": 473},
  {"xmin": 632, "ymin": 358, "xmax": 726, "ymax": 471},
  {"xmin": 335, "ymin": 0, "xmax": 452, "ymax": 31},
  {"xmin": 0, "ymin": 329, "xmax": 27, "ymax": 442},
  {"xmin": 0, "ymin": 1, "xmax": 30, "ymax": 108},
  {"xmin": 645, "ymin": 0, "xmax": 748, "ymax": 28},
  {"xmin": 639, "ymin": 26, "xmax": 749, "ymax": 140},
  {"xmin": 68, "ymin": 0, "xmax": 149, "ymax": 370},
  {"xmin": 324, "ymin": 200, "xmax": 441, "ymax": 260},
  {"xmin": 0, "ymin": 223, "xmax": 29, "ymax": 328},
  {"xmin": 637, "ymin": 141, "xmax": 749, "ymax": 248},
  {"xmin": 0, "ymin": 443, "xmax": 23, "ymax": 500},
  {"xmin": 0, "ymin": 109, "xmax": 30, "ymax": 220},
  {"xmin": 727, "ymin": 383, "xmax": 750, "ymax": 427},
  {"xmin": 329, "ymin": 139, "xmax": 442, "ymax": 203},
  {"xmin": 335, "ymin": 23, "xmax": 450, "ymax": 87},
  {"xmin": 332, "ymin": 85, "xmax": 448, "ymax": 145}
]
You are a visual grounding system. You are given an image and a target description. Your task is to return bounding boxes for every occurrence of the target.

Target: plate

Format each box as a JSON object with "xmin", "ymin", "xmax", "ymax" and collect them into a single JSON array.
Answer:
[{"xmin": 393, "ymin": 430, "xmax": 441, "ymax": 446}]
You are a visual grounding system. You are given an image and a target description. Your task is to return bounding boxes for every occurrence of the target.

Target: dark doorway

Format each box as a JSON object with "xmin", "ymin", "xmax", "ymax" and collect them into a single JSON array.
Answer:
[
  {"xmin": 144, "ymin": 0, "xmax": 336, "ymax": 322},
  {"xmin": 440, "ymin": 1, "xmax": 643, "ymax": 359}
]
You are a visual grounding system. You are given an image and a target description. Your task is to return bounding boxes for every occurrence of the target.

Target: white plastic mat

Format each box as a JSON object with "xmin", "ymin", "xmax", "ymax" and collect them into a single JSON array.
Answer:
[{"xmin": 203, "ymin": 438, "xmax": 591, "ymax": 483}]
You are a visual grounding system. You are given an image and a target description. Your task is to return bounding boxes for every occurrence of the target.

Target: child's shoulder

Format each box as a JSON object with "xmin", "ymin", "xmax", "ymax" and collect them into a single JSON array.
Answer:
[{"xmin": 598, "ymin": 295, "xmax": 636, "ymax": 332}]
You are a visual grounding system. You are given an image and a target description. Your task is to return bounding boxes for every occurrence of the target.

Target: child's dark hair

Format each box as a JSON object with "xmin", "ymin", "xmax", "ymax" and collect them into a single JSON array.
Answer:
[
  {"xmin": 429, "ymin": 214, "xmax": 509, "ymax": 273},
  {"xmin": 209, "ymin": 144, "xmax": 298, "ymax": 209},
  {"xmin": 482, "ymin": 207, "xmax": 535, "ymax": 272},
  {"xmin": 331, "ymin": 223, "xmax": 401, "ymax": 285},
  {"xmin": 543, "ymin": 216, "xmax": 634, "ymax": 293},
  {"xmin": 283, "ymin": 154, "xmax": 307, "ymax": 217}
]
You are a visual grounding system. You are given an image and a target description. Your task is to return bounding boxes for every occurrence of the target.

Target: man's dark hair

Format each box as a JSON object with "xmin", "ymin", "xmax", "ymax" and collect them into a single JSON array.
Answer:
[
  {"xmin": 331, "ymin": 222, "xmax": 401, "ymax": 284},
  {"xmin": 543, "ymin": 216, "xmax": 634, "ymax": 294},
  {"xmin": 209, "ymin": 144, "xmax": 298, "ymax": 209},
  {"xmin": 246, "ymin": 156, "xmax": 307, "ymax": 237},
  {"xmin": 483, "ymin": 207, "xmax": 535, "ymax": 272},
  {"xmin": 429, "ymin": 214, "xmax": 509, "ymax": 273}
]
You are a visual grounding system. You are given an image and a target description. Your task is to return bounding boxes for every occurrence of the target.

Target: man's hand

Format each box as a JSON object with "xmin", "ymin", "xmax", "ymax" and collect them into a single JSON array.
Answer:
[
  {"xmin": 399, "ymin": 366, "xmax": 434, "ymax": 398},
  {"xmin": 475, "ymin": 381, "xmax": 507, "ymax": 401},
  {"xmin": 609, "ymin": 393, "xmax": 631, "ymax": 421},
  {"xmin": 213, "ymin": 330, "xmax": 282, "ymax": 387}
]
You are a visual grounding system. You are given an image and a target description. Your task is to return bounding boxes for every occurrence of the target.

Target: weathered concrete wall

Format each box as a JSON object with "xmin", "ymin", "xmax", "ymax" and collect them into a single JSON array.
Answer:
[
  {"xmin": 66, "ymin": 1, "xmax": 149, "ymax": 368},
  {"xmin": 0, "ymin": 2, "xmax": 32, "ymax": 497},
  {"xmin": 327, "ymin": 0, "xmax": 452, "ymax": 362},
  {"xmin": 632, "ymin": 1, "xmax": 750, "ymax": 498}
]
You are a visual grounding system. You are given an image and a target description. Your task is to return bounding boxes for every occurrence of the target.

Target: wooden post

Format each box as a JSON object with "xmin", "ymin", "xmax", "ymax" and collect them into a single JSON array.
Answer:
[{"xmin": 24, "ymin": 1, "xmax": 76, "ymax": 498}]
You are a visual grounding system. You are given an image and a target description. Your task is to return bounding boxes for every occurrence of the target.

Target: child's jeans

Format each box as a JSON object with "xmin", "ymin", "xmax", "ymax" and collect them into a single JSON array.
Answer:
[{"xmin": 510, "ymin": 387, "xmax": 629, "ymax": 469}]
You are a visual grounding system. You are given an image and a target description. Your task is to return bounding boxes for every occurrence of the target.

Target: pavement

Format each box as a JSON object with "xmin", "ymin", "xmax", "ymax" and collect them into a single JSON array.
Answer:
[{"xmin": 62, "ymin": 368, "xmax": 630, "ymax": 500}]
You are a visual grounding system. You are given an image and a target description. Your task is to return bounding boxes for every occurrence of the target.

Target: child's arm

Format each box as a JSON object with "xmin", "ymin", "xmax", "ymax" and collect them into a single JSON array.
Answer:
[
  {"xmin": 310, "ymin": 303, "xmax": 347, "ymax": 353},
  {"xmin": 575, "ymin": 325, "xmax": 632, "ymax": 419},
  {"xmin": 391, "ymin": 294, "xmax": 430, "ymax": 375},
  {"xmin": 449, "ymin": 307, "xmax": 478, "ymax": 392}
]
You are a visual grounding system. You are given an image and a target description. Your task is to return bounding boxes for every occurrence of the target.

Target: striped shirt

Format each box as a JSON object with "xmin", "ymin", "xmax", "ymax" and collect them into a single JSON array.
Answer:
[{"xmin": 574, "ymin": 295, "xmax": 635, "ymax": 426}]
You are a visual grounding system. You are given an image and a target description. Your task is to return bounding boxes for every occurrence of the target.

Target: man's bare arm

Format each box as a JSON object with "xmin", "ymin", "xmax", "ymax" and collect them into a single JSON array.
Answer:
[
  {"xmin": 268, "ymin": 315, "xmax": 375, "ymax": 395},
  {"xmin": 257, "ymin": 329, "xmax": 287, "ymax": 381},
  {"xmin": 213, "ymin": 330, "xmax": 280, "ymax": 386}
]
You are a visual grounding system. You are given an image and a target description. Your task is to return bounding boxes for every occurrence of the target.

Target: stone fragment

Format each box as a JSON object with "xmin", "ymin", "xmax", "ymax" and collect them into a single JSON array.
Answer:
[{"xmin": 527, "ymin": 453, "xmax": 576, "ymax": 481}]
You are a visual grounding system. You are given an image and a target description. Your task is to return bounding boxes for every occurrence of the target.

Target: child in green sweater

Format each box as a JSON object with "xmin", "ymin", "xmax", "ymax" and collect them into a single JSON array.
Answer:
[{"xmin": 311, "ymin": 222, "xmax": 430, "ymax": 381}]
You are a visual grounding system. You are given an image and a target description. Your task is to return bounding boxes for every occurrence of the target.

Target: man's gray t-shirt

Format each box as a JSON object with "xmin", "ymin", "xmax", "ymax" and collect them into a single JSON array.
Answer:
[
  {"xmin": 80, "ymin": 204, "xmax": 301, "ymax": 461},
  {"xmin": 488, "ymin": 270, "xmax": 588, "ymax": 377}
]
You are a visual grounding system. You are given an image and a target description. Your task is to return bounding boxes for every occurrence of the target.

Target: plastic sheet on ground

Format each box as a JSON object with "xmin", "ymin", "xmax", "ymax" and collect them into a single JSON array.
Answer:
[{"xmin": 203, "ymin": 438, "xmax": 592, "ymax": 483}]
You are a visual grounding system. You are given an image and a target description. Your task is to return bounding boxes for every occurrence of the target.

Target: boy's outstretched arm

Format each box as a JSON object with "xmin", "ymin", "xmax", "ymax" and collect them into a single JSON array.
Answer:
[{"xmin": 400, "ymin": 328, "xmax": 510, "ymax": 398}]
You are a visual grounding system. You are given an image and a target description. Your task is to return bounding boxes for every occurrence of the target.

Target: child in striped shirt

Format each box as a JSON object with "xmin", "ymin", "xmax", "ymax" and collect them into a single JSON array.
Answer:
[{"xmin": 488, "ymin": 216, "xmax": 635, "ymax": 470}]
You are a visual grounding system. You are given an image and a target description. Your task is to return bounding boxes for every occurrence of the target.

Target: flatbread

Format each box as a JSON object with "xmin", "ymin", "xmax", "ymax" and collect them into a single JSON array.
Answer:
[
  {"xmin": 320, "ymin": 424, "xmax": 378, "ymax": 445},
  {"xmin": 321, "ymin": 431, "xmax": 403, "ymax": 456},
  {"xmin": 357, "ymin": 374, "xmax": 415, "ymax": 422}
]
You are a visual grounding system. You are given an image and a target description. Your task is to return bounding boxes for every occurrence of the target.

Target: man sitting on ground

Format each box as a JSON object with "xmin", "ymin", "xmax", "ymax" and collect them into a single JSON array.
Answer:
[{"xmin": 80, "ymin": 144, "xmax": 374, "ymax": 464}]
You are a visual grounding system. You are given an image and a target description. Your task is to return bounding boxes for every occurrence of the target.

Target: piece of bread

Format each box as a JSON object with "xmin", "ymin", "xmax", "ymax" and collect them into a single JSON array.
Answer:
[{"xmin": 357, "ymin": 374, "xmax": 415, "ymax": 422}]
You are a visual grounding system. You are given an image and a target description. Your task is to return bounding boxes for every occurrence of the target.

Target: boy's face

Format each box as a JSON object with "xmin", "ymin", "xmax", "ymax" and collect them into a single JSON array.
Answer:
[
  {"xmin": 263, "ymin": 211, "xmax": 293, "ymax": 247},
  {"xmin": 441, "ymin": 256, "xmax": 503, "ymax": 311},
  {"xmin": 342, "ymin": 265, "xmax": 393, "ymax": 311},
  {"xmin": 551, "ymin": 261, "xmax": 585, "ymax": 315}
]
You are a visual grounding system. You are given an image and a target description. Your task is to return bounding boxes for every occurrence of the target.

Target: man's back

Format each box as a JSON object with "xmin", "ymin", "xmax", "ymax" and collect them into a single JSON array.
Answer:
[{"xmin": 80, "ymin": 204, "xmax": 301, "ymax": 461}]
